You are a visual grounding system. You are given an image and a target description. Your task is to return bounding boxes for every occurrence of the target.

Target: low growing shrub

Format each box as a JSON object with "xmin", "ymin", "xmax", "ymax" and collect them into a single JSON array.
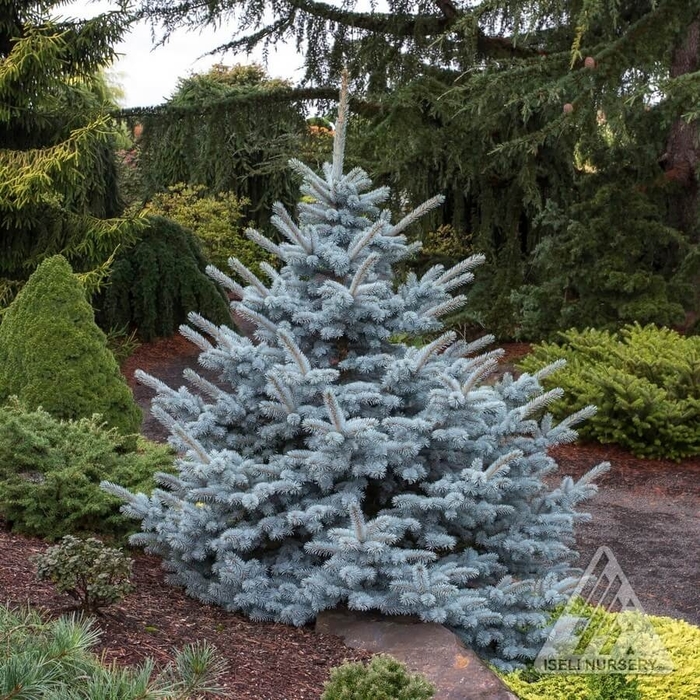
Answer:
[
  {"xmin": 0, "ymin": 603, "xmax": 227, "ymax": 697},
  {"xmin": 321, "ymin": 655, "xmax": 434, "ymax": 700},
  {"xmin": 518, "ymin": 324, "xmax": 700, "ymax": 459},
  {"xmin": 0, "ymin": 401, "xmax": 175, "ymax": 540},
  {"xmin": 95, "ymin": 215, "xmax": 230, "ymax": 341},
  {"xmin": 499, "ymin": 614, "xmax": 700, "ymax": 700},
  {"xmin": 34, "ymin": 535, "xmax": 134, "ymax": 612}
]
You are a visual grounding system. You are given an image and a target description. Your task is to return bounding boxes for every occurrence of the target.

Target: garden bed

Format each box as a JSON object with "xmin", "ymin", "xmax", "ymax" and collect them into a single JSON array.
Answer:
[{"xmin": 0, "ymin": 528, "xmax": 368, "ymax": 699}]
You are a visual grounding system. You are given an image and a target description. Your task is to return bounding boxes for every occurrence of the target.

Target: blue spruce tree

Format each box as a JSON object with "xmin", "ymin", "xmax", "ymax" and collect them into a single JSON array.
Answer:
[{"xmin": 104, "ymin": 76, "xmax": 608, "ymax": 668}]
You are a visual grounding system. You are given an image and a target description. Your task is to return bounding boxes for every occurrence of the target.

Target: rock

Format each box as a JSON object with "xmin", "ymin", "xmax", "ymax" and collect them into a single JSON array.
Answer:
[{"xmin": 316, "ymin": 610, "xmax": 518, "ymax": 700}]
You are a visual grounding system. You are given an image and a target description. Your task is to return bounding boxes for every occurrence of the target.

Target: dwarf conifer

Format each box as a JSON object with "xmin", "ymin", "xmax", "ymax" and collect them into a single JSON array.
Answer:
[{"xmin": 0, "ymin": 256, "xmax": 141, "ymax": 436}]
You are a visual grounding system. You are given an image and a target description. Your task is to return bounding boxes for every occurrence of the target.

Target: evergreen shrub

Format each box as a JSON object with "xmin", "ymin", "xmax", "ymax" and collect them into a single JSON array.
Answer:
[
  {"xmin": 499, "ymin": 614, "xmax": 700, "ymax": 700},
  {"xmin": 105, "ymin": 85, "xmax": 607, "ymax": 669},
  {"xmin": 34, "ymin": 536, "xmax": 134, "ymax": 612},
  {"xmin": 321, "ymin": 655, "xmax": 434, "ymax": 700},
  {"xmin": 0, "ymin": 401, "xmax": 174, "ymax": 540},
  {"xmin": 0, "ymin": 604, "xmax": 227, "ymax": 697},
  {"xmin": 144, "ymin": 183, "xmax": 275, "ymax": 273},
  {"xmin": 0, "ymin": 256, "xmax": 141, "ymax": 436},
  {"xmin": 519, "ymin": 324, "xmax": 700, "ymax": 459},
  {"xmin": 95, "ymin": 216, "xmax": 230, "ymax": 341}
]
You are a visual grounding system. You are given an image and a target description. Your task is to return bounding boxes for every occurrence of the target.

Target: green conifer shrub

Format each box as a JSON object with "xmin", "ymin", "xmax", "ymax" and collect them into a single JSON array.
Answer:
[
  {"xmin": 0, "ymin": 604, "xmax": 227, "ymax": 697},
  {"xmin": 0, "ymin": 401, "xmax": 174, "ymax": 540},
  {"xmin": 95, "ymin": 216, "xmax": 230, "ymax": 340},
  {"xmin": 34, "ymin": 536, "xmax": 134, "ymax": 613},
  {"xmin": 0, "ymin": 256, "xmax": 141, "ymax": 436},
  {"xmin": 518, "ymin": 324, "xmax": 700, "ymax": 459},
  {"xmin": 321, "ymin": 656, "xmax": 434, "ymax": 700}
]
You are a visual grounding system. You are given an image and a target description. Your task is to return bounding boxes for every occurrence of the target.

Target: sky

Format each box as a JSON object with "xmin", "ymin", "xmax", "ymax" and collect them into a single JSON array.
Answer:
[{"xmin": 70, "ymin": 2, "xmax": 305, "ymax": 107}]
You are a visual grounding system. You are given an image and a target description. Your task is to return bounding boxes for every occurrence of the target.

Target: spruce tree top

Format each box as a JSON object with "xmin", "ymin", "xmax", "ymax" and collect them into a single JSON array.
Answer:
[
  {"xmin": 106, "ymin": 77, "xmax": 607, "ymax": 668},
  {"xmin": 0, "ymin": 255, "xmax": 141, "ymax": 437}
]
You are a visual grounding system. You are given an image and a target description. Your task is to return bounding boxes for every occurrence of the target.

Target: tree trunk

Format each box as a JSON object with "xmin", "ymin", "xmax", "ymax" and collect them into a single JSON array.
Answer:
[{"xmin": 664, "ymin": 21, "xmax": 700, "ymax": 239}]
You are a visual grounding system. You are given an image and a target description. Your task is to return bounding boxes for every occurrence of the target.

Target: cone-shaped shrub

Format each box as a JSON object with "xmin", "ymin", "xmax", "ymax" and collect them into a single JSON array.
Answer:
[
  {"xmin": 0, "ymin": 256, "xmax": 141, "ymax": 436},
  {"xmin": 104, "ymin": 79, "xmax": 607, "ymax": 669}
]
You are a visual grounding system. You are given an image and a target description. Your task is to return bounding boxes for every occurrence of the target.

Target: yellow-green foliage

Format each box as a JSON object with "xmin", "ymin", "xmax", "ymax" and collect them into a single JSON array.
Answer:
[
  {"xmin": 518, "ymin": 324, "xmax": 700, "ymax": 460},
  {"xmin": 500, "ymin": 615, "xmax": 700, "ymax": 700},
  {"xmin": 144, "ymin": 183, "xmax": 275, "ymax": 273},
  {"xmin": 0, "ymin": 256, "xmax": 142, "ymax": 437}
]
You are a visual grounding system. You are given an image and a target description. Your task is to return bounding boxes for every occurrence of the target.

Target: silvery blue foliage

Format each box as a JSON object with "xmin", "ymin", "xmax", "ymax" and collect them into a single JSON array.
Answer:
[{"xmin": 103, "ymin": 78, "xmax": 608, "ymax": 669}]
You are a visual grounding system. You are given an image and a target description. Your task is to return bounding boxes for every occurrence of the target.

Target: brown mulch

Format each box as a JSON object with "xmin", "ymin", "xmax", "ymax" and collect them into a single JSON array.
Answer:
[{"xmin": 0, "ymin": 529, "xmax": 369, "ymax": 699}]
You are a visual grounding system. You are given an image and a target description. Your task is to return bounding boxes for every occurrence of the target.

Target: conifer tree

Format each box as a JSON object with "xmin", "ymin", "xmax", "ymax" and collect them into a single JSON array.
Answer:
[
  {"xmin": 0, "ymin": 0, "xmax": 136, "ymax": 306},
  {"xmin": 132, "ymin": 0, "xmax": 700, "ymax": 337},
  {"xmin": 105, "ymin": 80, "xmax": 607, "ymax": 668},
  {"xmin": 0, "ymin": 256, "xmax": 141, "ymax": 437}
]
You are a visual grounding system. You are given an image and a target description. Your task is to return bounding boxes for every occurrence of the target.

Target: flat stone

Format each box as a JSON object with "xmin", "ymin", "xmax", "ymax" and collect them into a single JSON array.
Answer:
[{"xmin": 316, "ymin": 610, "xmax": 518, "ymax": 700}]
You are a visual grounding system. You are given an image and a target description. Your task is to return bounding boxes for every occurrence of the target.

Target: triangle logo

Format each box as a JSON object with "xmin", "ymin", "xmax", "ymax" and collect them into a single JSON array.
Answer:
[{"xmin": 534, "ymin": 546, "xmax": 673, "ymax": 674}]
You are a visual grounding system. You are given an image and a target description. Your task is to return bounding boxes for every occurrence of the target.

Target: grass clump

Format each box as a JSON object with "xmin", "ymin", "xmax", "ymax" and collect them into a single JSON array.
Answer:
[
  {"xmin": 518, "ymin": 324, "xmax": 700, "ymax": 459},
  {"xmin": 0, "ymin": 604, "xmax": 227, "ymax": 698}
]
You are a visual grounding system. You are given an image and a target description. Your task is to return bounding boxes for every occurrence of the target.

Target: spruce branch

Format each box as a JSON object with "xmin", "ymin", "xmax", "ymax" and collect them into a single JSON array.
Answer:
[
  {"xmin": 461, "ymin": 357, "xmax": 500, "ymax": 395},
  {"xmin": 228, "ymin": 257, "xmax": 269, "ymax": 297},
  {"xmin": 245, "ymin": 228, "xmax": 283, "ymax": 258},
  {"xmin": 348, "ymin": 501, "xmax": 367, "ymax": 542},
  {"xmin": 484, "ymin": 450, "xmax": 522, "ymax": 479},
  {"xmin": 332, "ymin": 68, "xmax": 350, "ymax": 182},
  {"xmin": 183, "ymin": 368, "xmax": 226, "ymax": 401},
  {"xmin": 349, "ymin": 252, "xmax": 380, "ymax": 295},
  {"xmin": 435, "ymin": 254, "xmax": 486, "ymax": 286},
  {"xmin": 271, "ymin": 201, "xmax": 313, "ymax": 253},
  {"xmin": 278, "ymin": 329, "xmax": 312, "ymax": 375},
  {"xmin": 231, "ymin": 303, "xmax": 278, "ymax": 336},
  {"xmin": 267, "ymin": 373, "xmax": 297, "ymax": 413},
  {"xmin": 205, "ymin": 265, "xmax": 245, "ymax": 299},
  {"xmin": 391, "ymin": 195, "xmax": 445, "ymax": 237},
  {"xmin": 414, "ymin": 331, "xmax": 458, "ymax": 372},
  {"xmin": 323, "ymin": 389, "xmax": 347, "ymax": 432},
  {"xmin": 348, "ymin": 219, "xmax": 385, "ymax": 260},
  {"xmin": 423, "ymin": 294, "xmax": 468, "ymax": 319},
  {"xmin": 152, "ymin": 406, "xmax": 211, "ymax": 464},
  {"xmin": 519, "ymin": 388, "xmax": 565, "ymax": 420},
  {"xmin": 179, "ymin": 325, "xmax": 215, "ymax": 352},
  {"xmin": 187, "ymin": 312, "xmax": 236, "ymax": 349}
]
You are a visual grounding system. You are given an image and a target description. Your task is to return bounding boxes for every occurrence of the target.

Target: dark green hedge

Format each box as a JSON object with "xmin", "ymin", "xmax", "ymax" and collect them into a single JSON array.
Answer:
[{"xmin": 95, "ymin": 215, "xmax": 230, "ymax": 341}]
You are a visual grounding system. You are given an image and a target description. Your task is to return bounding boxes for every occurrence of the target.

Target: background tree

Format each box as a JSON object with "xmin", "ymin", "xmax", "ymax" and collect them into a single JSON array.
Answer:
[
  {"xmin": 133, "ymin": 0, "xmax": 700, "ymax": 338},
  {"xmin": 129, "ymin": 63, "xmax": 316, "ymax": 228},
  {"xmin": 0, "ymin": 0, "xmax": 136, "ymax": 307}
]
